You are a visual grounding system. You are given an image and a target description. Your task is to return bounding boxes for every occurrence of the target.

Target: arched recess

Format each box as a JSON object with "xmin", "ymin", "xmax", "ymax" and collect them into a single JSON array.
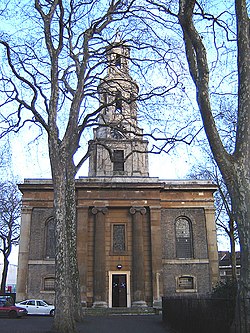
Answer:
[
  {"xmin": 175, "ymin": 216, "xmax": 193, "ymax": 259},
  {"xmin": 45, "ymin": 217, "xmax": 55, "ymax": 259}
]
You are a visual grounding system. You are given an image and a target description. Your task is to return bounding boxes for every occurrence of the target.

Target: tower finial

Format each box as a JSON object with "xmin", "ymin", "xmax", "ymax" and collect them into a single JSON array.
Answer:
[{"xmin": 115, "ymin": 29, "xmax": 121, "ymax": 43}]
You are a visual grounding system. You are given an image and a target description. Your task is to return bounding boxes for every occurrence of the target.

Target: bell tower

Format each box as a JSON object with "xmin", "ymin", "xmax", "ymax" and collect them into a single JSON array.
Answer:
[{"xmin": 88, "ymin": 37, "xmax": 149, "ymax": 177}]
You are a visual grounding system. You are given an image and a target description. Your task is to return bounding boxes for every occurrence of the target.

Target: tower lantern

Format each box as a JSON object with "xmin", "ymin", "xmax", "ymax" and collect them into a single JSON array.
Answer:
[{"xmin": 88, "ymin": 37, "xmax": 149, "ymax": 177}]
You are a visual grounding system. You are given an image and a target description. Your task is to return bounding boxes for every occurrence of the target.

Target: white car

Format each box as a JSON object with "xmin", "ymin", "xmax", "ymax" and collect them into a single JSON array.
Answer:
[{"xmin": 15, "ymin": 299, "xmax": 55, "ymax": 316}]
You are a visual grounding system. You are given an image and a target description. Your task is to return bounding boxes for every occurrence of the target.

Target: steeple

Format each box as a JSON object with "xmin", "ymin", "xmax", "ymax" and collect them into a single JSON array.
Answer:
[{"xmin": 88, "ymin": 38, "xmax": 149, "ymax": 177}]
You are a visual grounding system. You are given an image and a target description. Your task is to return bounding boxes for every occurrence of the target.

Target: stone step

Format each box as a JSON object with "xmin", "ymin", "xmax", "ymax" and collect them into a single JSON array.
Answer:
[{"xmin": 83, "ymin": 307, "xmax": 157, "ymax": 316}]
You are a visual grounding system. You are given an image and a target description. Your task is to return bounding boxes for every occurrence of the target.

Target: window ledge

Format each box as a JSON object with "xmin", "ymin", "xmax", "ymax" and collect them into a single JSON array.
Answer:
[
  {"xmin": 176, "ymin": 289, "xmax": 198, "ymax": 293},
  {"xmin": 163, "ymin": 259, "xmax": 209, "ymax": 264},
  {"xmin": 28, "ymin": 260, "xmax": 55, "ymax": 265},
  {"xmin": 109, "ymin": 251, "xmax": 129, "ymax": 256}
]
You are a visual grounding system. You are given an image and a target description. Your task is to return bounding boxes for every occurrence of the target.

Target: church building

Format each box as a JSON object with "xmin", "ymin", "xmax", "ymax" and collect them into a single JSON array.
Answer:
[{"xmin": 16, "ymin": 39, "xmax": 219, "ymax": 309}]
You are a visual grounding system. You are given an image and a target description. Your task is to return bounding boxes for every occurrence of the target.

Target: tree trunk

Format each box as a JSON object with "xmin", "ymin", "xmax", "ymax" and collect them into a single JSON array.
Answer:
[
  {"xmin": 178, "ymin": 1, "xmax": 250, "ymax": 331},
  {"xmin": 0, "ymin": 257, "xmax": 9, "ymax": 293},
  {"xmin": 229, "ymin": 175, "xmax": 250, "ymax": 333},
  {"xmin": 229, "ymin": 218, "xmax": 237, "ymax": 282},
  {"xmin": 49, "ymin": 143, "xmax": 82, "ymax": 333}
]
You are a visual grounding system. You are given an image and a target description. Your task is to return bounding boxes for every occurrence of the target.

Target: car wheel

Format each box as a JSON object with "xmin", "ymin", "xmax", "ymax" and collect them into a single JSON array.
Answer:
[
  {"xmin": 9, "ymin": 311, "xmax": 18, "ymax": 319},
  {"xmin": 50, "ymin": 309, "xmax": 55, "ymax": 317}
]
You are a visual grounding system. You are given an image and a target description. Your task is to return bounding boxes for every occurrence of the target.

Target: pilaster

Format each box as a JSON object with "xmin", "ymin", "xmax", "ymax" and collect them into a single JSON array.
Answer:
[
  {"xmin": 204, "ymin": 207, "xmax": 219, "ymax": 288},
  {"xmin": 149, "ymin": 206, "xmax": 163, "ymax": 308},
  {"xmin": 16, "ymin": 207, "xmax": 32, "ymax": 301}
]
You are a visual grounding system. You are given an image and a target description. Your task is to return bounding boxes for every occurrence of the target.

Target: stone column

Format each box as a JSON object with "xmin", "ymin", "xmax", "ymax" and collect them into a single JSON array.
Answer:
[
  {"xmin": 16, "ymin": 207, "xmax": 32, "ymax": 300},
  {"xmin": 130, "ymin": 206, "xmax": 147, "ymax": 307},
  {"xmin": 92, "ymin": 207, "xmax": 108, "ymax": 308}
]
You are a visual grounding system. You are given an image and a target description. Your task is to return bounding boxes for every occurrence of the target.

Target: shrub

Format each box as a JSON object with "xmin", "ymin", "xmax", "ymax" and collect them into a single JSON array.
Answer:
[{"xmin": 212, "ymin": 279, "xmax": 237, "ymax": 299}]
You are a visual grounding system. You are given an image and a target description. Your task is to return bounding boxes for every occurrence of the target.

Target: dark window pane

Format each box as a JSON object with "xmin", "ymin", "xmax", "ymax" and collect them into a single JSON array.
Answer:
[
  {"xmin": 113, "ymin": 150, "xmax": 124, "ymax": 172},
  {"xmin": 115, "ymin": 54, "xmax": 121, "ymax": 67},
  {"xmin": 113, "ymin": 224, "xmax": 125, "ymax": 252},
  {"xmin": 115, "ymin": 91, "xmax": 122, "ymax": 113},
  {"xmin": 176, "ymin": 238, "xmax": 192, "ymax": 258},
  {"xmin": 46, "ymin": 219, "xmax": 55, "ymax": 258},
  {"xmin": 103, "ymin": 93, "xmax": 108, "ymax": 114}
]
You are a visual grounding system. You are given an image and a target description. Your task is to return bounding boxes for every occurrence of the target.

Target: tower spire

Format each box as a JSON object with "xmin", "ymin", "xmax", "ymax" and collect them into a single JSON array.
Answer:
[{"xmin": 88, "ymin": 37, "xmax": 149, "ymax": 177}]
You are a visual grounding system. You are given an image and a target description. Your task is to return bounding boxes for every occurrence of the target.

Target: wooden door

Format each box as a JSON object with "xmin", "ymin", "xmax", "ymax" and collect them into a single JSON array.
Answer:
[{"xmin": 112, "ymin": 274, "xmax": 127, "ymax": 307}]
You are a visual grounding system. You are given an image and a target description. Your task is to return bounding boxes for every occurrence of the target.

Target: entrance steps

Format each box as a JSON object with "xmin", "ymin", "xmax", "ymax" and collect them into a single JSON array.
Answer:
[{"xmin": 83, "ymin": 306, "xmax": 157, "ymax": 316}]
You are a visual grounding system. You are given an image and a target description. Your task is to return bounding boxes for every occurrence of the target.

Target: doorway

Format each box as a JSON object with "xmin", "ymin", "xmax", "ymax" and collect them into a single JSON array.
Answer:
[
  {"xmin": 109, "ymin": 271, "xmax": 131, "ymax": 308},
  {"xmin": 112, "ymin": 274, "xmax": 127, "ymax": 307}
]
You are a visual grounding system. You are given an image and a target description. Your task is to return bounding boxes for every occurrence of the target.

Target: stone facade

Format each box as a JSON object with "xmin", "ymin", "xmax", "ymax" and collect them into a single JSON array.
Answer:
[
  {"xmin": 16, "ymin": 178, "xmax": 218, "ymax": 307},
  {"xmin": 16, "ymin": 37, "xmax": 219, "ymax": 307}
]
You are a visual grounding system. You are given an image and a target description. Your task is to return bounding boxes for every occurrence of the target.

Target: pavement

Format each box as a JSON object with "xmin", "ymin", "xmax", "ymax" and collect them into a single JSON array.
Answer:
[{"xmin": 0, "ymin": 314, "xmax": 171, "ymax": 333}]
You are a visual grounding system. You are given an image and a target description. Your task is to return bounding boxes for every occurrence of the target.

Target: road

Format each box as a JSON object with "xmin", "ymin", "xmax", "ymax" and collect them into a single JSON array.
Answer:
[{"xmin": 0, "ymin": 314, "xmax": 171, "ymax": 333}]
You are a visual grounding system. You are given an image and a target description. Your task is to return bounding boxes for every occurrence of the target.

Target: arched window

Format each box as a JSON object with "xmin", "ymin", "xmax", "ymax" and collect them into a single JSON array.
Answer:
[
  {"xmin": 115, "ymin": 54, "xmax": 122, "ymax": 67},
  {"xmin": 175, "ymin": 217, "xmax": 193, "ymax": 258},
  {"xmin": 45, "ymin": 218, "xmax": 55, "ymax": 259},
  {"xmin": 115, "ymin": 91, "xmax": 122, "ymax": 113},
  {"xmin": 103, "ymin": 92, "xmax": 108, "ymax": 114}
]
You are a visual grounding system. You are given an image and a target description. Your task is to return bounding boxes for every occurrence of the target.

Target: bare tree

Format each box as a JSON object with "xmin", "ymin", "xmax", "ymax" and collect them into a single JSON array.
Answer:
[
  {"xmin": 0, "ymin": 1, "xmax": 186, "ymax": 331},
  {"xmin": 0, "ymin": 0, "xmax": 10, "ymax": 16},
  {"xmin": 1, "ymin": 2, "xmax": 135, "ymax": 331},
  {"xmin": 2, "ymin": 1, "xmax": 247, "ymax": 331},
  {"xmin": 178, "ymin": 2, "xmax": 249, "ymax": 331},
  {"xmin": 0, "ymin": 181, "xmax": 20, "ymax": 293},
  {"xmin": 188, "ymin": 157, "xmax": 238, "ymax": 281},
  {"xmin": 146, "ymin": 0, "xmax": 249, "ymax": 331},
  {"xmin": 189, "ymin": 96, "xmax": 239, "ymax": 281}
]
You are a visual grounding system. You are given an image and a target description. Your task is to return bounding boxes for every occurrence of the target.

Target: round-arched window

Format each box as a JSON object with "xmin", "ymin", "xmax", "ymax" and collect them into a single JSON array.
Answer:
[
  {"xmin": 175, "ymin": 217, "xmax": 193, "ymax": 258},
  {"xmin": 45, "ymin": 218, "xmax": 55, "ymax": 259}
]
